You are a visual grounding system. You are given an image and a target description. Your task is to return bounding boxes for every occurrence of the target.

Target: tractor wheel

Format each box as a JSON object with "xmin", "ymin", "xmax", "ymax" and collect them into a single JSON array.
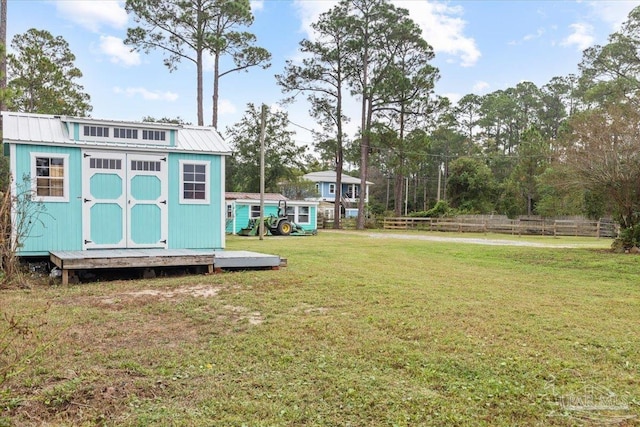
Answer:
[{"xmin": 277, "ymin": 221, "xmax": 292, "ymax": 236}]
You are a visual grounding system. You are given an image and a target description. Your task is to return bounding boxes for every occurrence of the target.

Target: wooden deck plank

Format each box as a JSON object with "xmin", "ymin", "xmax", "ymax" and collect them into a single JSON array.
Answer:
[{"xmin": 49, "ymin": 249, "xmax": 282, "ymax": 283}]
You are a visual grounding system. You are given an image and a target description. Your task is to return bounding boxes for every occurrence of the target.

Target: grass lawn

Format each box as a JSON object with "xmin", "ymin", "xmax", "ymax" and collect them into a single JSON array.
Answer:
[{"xmin": 1, "ymin": 231, "xmax": 638, "ymax": 426}]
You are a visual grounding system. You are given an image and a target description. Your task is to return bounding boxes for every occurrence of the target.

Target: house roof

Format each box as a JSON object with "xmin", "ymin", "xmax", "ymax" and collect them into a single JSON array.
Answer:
[
  {"xmin": 1, "ymin": 111, "xmax": 231, "ymax": 155},
  {"xmin": 225, "ymin": 192, "xmax": 289, "ymax": 201},
  {"xmin": 303, "ymin": 170, "xmax": 373, "ymax": 185}
]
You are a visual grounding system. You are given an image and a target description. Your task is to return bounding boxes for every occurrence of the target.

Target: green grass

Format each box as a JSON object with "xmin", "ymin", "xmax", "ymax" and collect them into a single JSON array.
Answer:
[{"xmin": 1, "ymin": 231, "xmax": 639, "ymax": 426}]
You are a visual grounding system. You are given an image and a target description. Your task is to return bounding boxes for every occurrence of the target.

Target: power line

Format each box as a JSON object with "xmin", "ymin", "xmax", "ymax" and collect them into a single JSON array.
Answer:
[{"xmin": 287, "ymin": 119, "xmax": 316, "ymax": 133}]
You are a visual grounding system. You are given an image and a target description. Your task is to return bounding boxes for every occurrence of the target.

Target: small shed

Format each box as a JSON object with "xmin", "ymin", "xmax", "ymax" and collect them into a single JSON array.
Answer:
[
  {"xmin": 225, "ymin": 192, "xmax": 318, "ymax": 234},
  {"xmin": 3, "ymin": 112, "xmax": 232, "ymax": 256}
]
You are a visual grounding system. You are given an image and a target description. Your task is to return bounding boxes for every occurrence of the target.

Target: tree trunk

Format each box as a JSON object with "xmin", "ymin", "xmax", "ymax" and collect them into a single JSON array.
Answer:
[
  {"xmin": 394, "ymin": 173, "xmax": 403, "ymax": 216},
  {"xmin": 385, "ymin": 175, "xmax": 390, "ymax": 211},
  {"xmin": 196, "ymin": 51, "xmax": 203, "ymax": 126},
  {"xmin": 357, "ymin": 96, "xmax": 372, "ymax": 230},
  {"xmin": 423, "ymin": 177, "xmax": 427, "ymax": 211},
  {"xmin": 333, "ymin": 77, "xmax": 344, "ymax": 229},
  {"xmin": 212, "ymin": 53, "xmax": 219, "ymax": 129}
]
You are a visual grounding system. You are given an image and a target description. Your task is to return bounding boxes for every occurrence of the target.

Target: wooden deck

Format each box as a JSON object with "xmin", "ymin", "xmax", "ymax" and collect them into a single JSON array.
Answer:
[{"xmin": 49, "ymin": 249, "xmax": 283, "ymax": 285}]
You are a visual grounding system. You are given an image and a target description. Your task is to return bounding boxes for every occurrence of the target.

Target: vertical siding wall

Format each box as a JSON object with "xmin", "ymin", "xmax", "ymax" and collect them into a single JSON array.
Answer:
[
  {"xmin": 319, "ymin": 182, "xmax": 332, "ymax": 199},
  {"xmin": 228, "ymin": 203, "xmax": 317, "ymax": 234},
  {"xmin": 14, "ymin": 144, "xmax": 83, "ymax": 255},
  {"xmin": 229, "ymin": 203, "xmax": 280, "ymax": 234},
  {"xmin": 309, "ymin": 206, "xmax": 317, "ymax": 230},
  {"xmin": 168, "ymin": 153, "xmax": 223, "ymax": 249}
]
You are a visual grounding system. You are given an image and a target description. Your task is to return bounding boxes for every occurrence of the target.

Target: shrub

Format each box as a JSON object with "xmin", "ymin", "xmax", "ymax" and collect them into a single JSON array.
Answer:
[
  {"xmin": 613, "ymin": 225, "xmax": 640, "ymax": 251},
  {"xmin": 408, "ymin": 200, "xmax": 453, "ymax": 218}
]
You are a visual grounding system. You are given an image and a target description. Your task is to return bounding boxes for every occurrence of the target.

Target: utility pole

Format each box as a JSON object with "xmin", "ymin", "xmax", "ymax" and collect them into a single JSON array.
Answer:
[
  {"xmin": 437, "ymin": 163, "xmax": 442, "ymax": 202},
  {"xmin": 259, "ymin": 104, "xmax": 266, "ymax": 240}
]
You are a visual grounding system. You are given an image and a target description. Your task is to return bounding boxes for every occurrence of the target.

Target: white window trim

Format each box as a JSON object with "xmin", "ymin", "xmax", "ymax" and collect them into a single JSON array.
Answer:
[
  {"xmin": 297, "ymin": 205, "xmax": 311, "ymax": 225},
  {"xmin": 30, "ymin": 152, "xmax": 70, "ymax": 203},
  {"xmin": 250, "ymin": 204, "xmax": 261, "ymax": 219},
  {"xmin": 287, "ymin": 205, "xmax": 311, "ymax": 225},
  {"xmin": 329, "ymin": 183, "xmax": 335, "ymax": 195},
  {"xmin": 82, "ymin": 125, "xmax": 110, "ymax": 139},
  {"xmin": 179, "ymin": 160, "xmax": 210, "ymax": 204}
]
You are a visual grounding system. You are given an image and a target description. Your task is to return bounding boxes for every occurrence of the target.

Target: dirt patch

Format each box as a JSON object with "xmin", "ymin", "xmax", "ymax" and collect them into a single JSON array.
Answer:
[
  {"xmin": 294, "ymin": 303, "xmax": 330, "ymax": 315},
  {"xmin": 99, "ymin": 284, "xmax": 221, "ymax": 304},
  {"xmin": 222, "ymin": 305, "xmax": 263, "ymax": 325},
  {"xmin": 7, "ymin": 368, "xmax": 174, "ymax": 426}
]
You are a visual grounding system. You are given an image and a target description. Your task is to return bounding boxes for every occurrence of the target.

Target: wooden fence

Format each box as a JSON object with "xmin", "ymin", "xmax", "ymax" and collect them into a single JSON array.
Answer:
[{"xmin": 382, "ymin": 216, "xmax": 618, "ymax": 238}]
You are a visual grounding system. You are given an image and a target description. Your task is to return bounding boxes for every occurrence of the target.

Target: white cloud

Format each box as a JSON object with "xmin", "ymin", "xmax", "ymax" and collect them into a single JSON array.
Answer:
[
  {"xmin": 202, "ymin": 51, "xmax": 216, "ymax": 72},
  {"xmin": 99, "ymin": 36, "xmax": 140, "ymax": 67},
  {"xmin": 293, "ymin": 0, "xmax": 480, "ymax": 68},
  {"xmin": 587, "ymin": 0, "xmax": 640, "ymax": 31},
  {"xmin": 523, "ymin": 28, "xmax": 545, "ymax": 42},
  {"xmin": 269, "ymin": 103, "xmax": 286, "ymax": 115},
  {"xmin": 394, "ymin": 1, "xmax": 480, "ymax": 67},
  {"xmin": 561, "ymin": 22, "xmax": 595, "ymax": 51},
  {"xmin": 250, "ymin": 0, "xmax": 264, "ymax": 12},
  {"xmin": 113, "ymin": 86, "xmax": 179, "ymax": 102},
  {"xmin": 293, "ymin": 0, "xmax": 337, "ymax": 37},
  {"xmin": 218, "ymin": 99, "xmax": 237, "ymax": 115},
  {"xmin": 55, "ymin": 1, "xmax": 128, "ymax": 32},
  {"xmin": 472, "ymin": 81, "xmax": 490, "ymax": 93},
  {"xmin": 443, "ymin": 92, "xmax": 461, "ymax": 104}
]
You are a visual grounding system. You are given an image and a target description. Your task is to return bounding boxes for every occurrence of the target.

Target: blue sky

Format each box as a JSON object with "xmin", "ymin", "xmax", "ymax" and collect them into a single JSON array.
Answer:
[{"xmin": 6, "ymin": 0, "xmax": 640, "ymax": 147}]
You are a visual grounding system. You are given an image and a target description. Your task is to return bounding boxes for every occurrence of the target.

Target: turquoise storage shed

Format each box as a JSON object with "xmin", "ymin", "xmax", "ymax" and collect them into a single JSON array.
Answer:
[
  {"xmin": 2, "ymin": 112, "xmax": 232, "ymax": 256},
  {"xmin": 225, "ymin": 192, "xmax": 318, "ymax": 235}
]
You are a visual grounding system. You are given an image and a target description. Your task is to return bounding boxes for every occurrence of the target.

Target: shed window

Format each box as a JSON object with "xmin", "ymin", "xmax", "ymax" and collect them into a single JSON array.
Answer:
[
  {"xmin": 142, "ymin": 130, "xmax": 166, "ymax": 141},
  {"xmin": 250, "ymin": 205, "xmax": 261, "ymax": 218},
  {"xmin": 286, "ymin": 206, "xmax": 295, "ymax": 223},
  {"xmin": 114, "ymin": 128, "xmax": 138, "ymax": 139},
  {"xmin": 179, "ymin": 161, "xmax": 209, "ymax": 204},
  {"xmin": 298, "ymin": 206, "xmax": 310, "ymax": 223},
  {"xmin": 83, "ymin": 126, "xmax": 109, "ymax": 138},
  {"xmin": 90, "ymin": 158, "xmax": 122, "ymax": 170},
  {"xmin": 131, "ymin": 160, "xmax": 161, "ymax": 171},
  {"xmin": 286, "ymin": 205, "xmax": 311, "ymax": 225},
  {"xmin": 31, "ymin": 153, "xmax": 69, "ymax": 202}
]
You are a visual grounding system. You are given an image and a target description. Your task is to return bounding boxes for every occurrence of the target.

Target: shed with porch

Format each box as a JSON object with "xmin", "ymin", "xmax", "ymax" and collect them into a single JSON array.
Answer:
[{"xmin": 2, "ymin": 111, "xmax": 231, "ymax": 256}]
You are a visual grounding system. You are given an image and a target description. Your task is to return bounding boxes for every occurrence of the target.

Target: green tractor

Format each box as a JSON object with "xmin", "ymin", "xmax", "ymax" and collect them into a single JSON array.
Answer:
[{"xmin": 238, "ymin": 201, "xmax": 316, "ymax": 237}]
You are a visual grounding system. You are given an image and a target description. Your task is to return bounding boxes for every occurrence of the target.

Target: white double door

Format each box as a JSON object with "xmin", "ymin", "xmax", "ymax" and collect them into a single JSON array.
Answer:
[{"xmin": 81, "ymin": 151, "xmax": 168, "ymax": 249}]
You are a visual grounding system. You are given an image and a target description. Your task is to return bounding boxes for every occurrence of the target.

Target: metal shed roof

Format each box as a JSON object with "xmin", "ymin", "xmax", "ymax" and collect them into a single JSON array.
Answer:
[
  {"xmin": 2, "ymin": 111, "xmax": 70, "ymax": 143},
  {"xmin": 1, "ymin": 111, "xmax": 231, "ymax": 155},
  {"xmin": 225, "ymin": 192, "xmax": 289, "ymax": 201}
]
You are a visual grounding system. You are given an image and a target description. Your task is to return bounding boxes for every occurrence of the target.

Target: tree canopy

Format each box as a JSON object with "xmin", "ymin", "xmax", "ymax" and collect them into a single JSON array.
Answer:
[
  {"xmin": 7, "ymin": 28, "xmax": 91, "ymax": 116},
  {"xmin": 125, "ymin": 0, "xmax": 270, "ymax": 128},
  {"xmin": 225, "ymin": 104, "xmax": 306, "ymax": 193}
]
